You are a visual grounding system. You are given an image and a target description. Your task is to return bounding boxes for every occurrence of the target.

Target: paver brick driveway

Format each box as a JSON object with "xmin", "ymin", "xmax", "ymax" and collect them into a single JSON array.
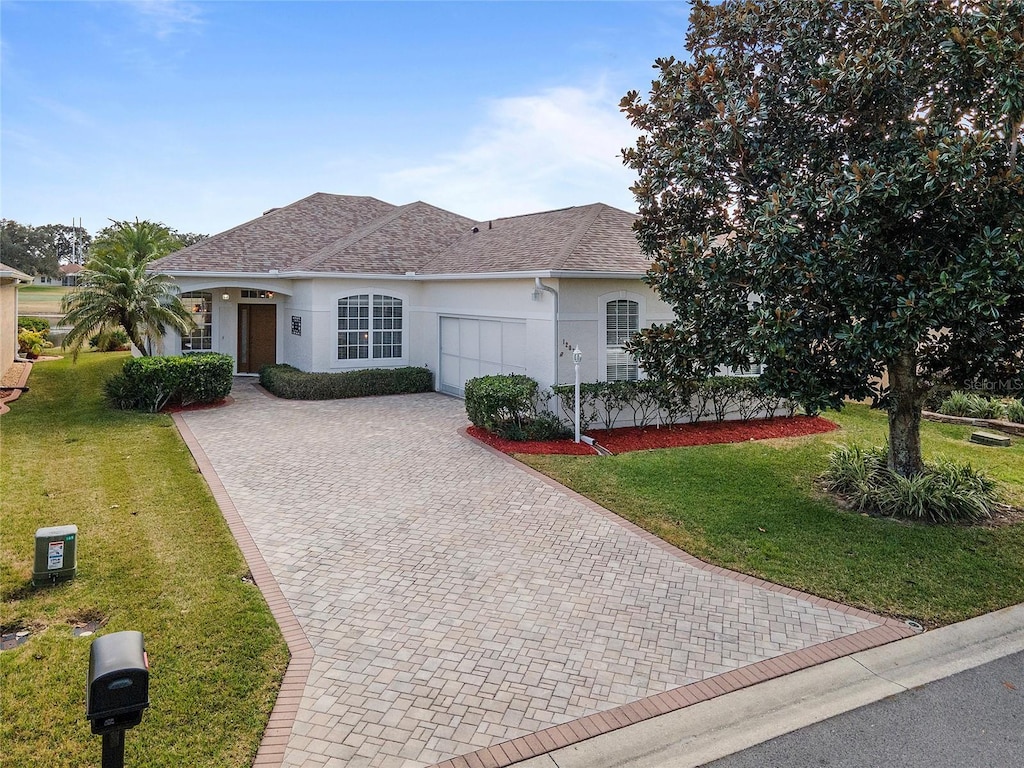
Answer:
[{"xmin": 177, "ymin": 383, "xmax": 900, "ymax": 768}]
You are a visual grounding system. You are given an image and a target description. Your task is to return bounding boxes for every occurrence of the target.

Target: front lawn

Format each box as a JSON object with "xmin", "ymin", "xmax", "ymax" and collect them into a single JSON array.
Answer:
[
  {"xmin": 15, "ymin": 284, "xmax": 71, "ymax": 316},
  {"xmin": 0, "ymin": 352, "xmax": 288, "ymax": 768},
  {"xmin": 521, "ymin": 403, "xmax": 1024, "ymax": 627}
]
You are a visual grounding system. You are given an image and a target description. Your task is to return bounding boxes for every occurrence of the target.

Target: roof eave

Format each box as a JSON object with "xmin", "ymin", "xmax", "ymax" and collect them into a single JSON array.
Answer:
[{"xmin": 154, "ymin": 268, "xmax": 649, "ymax": 281}]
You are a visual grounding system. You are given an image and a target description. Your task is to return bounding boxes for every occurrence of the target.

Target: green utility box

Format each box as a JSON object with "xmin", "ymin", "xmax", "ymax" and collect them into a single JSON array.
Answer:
[{"xmin": 32, "ymin": 525, "xmax": 78, "ymax": 586}]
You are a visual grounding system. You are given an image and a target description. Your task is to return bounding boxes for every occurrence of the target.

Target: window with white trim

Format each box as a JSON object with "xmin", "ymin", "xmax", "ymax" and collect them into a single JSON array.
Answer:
[
  {"xmin": 337, "ymin": 293, "xmax": 403, "ymax": 360},
  {"xmin": 606, "ymin": 299, "xmax": 639, "ymax": 381},
  {"xmin": 181, "ymin": 291, "xmax": 212, "ymax": 351}
]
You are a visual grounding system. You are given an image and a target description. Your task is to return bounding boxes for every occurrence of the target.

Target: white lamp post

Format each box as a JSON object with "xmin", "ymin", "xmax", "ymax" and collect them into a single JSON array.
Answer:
[{"xmin": 572, "ymin": 346, "xmax": 583, "ymax": 443}]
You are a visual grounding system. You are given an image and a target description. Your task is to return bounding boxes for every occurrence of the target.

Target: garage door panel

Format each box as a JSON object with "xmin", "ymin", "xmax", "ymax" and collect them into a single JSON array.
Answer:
[
  {"xmin": 440, "ymin": 317, "xmax": 459, "ymax": 352},
  {"xmin": 439, "ymin": 316, "xmax": 528, "ymax": 397},
  {"xmin": 461, "ymin": 357, "xmax": 481, "ymax": 384},
  {"xmin": 460, "ymin": 319, "xmax": 480, "ymax": 359},
  {"xmin": 479, "ymin": 321, "xmax": 503, "ymax": 365},
  {"xmin": 440, "ymin": 352, "xmax": 461, "ymax": 390}
]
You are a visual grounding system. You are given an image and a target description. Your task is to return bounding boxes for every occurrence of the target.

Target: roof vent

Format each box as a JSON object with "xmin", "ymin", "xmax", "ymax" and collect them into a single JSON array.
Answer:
[
  {"xmin": 471, "ymin": 226, "xmax": 479, "ymax": 234},
  {"xmin": 262, "ymin": 207, "xmax": 280, "ymax": 216},
  {"xmin": 488, "ymin": 221, "xmax": 493, "ymax": 230}
]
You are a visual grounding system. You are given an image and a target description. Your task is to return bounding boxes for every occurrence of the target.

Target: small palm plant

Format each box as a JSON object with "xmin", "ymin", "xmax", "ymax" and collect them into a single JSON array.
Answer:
[{"xmin": 61, "ymin": 219, "xmax": 195, "ymax": 359}]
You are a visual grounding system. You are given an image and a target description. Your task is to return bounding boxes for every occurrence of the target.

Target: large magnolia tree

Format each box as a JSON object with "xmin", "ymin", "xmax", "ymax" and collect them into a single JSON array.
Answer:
[
  {"xmin": 61, "ymin": 219, "xmax": 195, "ymax": 358},
  {"xmin": 621, "ymin": 0, "xmax": 1024, "ymax": 477}
]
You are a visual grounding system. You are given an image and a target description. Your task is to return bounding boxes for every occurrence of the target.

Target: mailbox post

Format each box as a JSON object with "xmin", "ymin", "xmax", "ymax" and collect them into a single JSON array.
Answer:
[{"xmin": 86, "ymin": 631, "xmax": 149, "ymax": 768}]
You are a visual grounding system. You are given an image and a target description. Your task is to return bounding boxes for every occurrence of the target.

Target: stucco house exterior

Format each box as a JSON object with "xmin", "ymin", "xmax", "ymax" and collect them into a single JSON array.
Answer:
[
  {"xmin": 150, "ymin": 193, "xmax": 673, "ymax": 396},
  {"xmin": 1, "ymin": 261, "xmax": 32, "ymax": 378}
]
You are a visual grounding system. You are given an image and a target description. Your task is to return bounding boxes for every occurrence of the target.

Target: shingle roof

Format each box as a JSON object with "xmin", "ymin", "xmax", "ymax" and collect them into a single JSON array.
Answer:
[
  {"xmin": 150, "ymin": 193, "xmax": 647, "ymax": 276},
  {"xmin": 150, "ymin": 193, "xmax": 397, "ymax": 273},
  {"xmin": 419, "ymin": 204, "xmax": 648, "ymax": 274},
  {"xmin": 294, "ymin": 202, "xmax": 476, "ymax": 274}
]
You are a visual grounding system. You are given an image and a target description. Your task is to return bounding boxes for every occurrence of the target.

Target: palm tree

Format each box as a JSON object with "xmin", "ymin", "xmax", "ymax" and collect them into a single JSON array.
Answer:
[{"xmin": 61, "ymin": 219, "xmax": 195, "ymax": 359}]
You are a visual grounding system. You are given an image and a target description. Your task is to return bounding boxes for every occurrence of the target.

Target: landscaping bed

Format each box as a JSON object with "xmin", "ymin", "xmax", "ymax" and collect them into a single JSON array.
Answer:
[{"xmin": 468, "ymin": 415, "xmax": 837, "ymax": 455}]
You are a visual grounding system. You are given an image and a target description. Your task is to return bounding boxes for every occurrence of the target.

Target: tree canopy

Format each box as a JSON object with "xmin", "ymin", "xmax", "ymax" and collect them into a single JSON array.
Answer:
[
  {"xmin": 0, "ymin": 220, "xmax": 91, "ymax": 277},
  {"xmin": 621, "ymin": 0, "xmax": 1024, "ymax": 476}
]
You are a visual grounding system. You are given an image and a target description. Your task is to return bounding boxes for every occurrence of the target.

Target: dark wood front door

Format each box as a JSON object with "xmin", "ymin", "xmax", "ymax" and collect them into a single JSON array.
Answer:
[{"xmin": 237, "ymin": 304, "xmax": 277, "ymax": 373}]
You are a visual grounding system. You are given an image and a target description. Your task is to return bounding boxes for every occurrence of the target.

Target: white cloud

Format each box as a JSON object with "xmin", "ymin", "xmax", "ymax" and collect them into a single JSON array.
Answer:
[
  {"xmin": 378, "ymin": 84, "xmax": 640, "ymax": 219},
  {"xmin": 124, "ymin": 0, "xmax": 204, "ymax": 38}
]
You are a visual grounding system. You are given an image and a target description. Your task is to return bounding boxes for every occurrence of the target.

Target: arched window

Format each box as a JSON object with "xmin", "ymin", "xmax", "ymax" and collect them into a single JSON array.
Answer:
[
  {"xmin": 606, "ymin": 299, "xmax": 639, "ymax": 381},
  {"xmin": 338, "ymin": 294, "xmax": 403, "ymax": 360},
  {"xmin": 180, "ymin": 291, "xmax": 213, "ymax": 351}
]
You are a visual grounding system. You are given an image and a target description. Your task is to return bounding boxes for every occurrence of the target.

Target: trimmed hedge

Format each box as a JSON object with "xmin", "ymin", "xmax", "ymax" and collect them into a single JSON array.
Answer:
[
  {"xmin": 551, "ymin": 376, "xmax": 795, "ymax": 431},
  {"xmin": 17, "ymin": 316, "xmax": 51, "ymax": 334},
  {"xmin": 259, "ymin": 364, "xmax": 433, "ymax": 399},
  {"xmin": 464, "ymin": 374, "xmax": 569, "ymax": 440},
  {"xmin": 105, "ymin": 353, "xmax": 234, "ymax": 412}
]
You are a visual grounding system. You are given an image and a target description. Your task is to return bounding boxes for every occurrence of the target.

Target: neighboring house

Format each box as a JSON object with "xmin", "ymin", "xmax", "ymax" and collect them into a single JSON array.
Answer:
[
  {"xmin": 59, "ymin": 263, "xmax": 83, "ymax": 286},
  {"xmin": 149, "ymin": 193, "xmax": 674, "ymax": 396},
  {"xmin": 1, "ymin": 261, "xmax": 32, "ymax": 378}
]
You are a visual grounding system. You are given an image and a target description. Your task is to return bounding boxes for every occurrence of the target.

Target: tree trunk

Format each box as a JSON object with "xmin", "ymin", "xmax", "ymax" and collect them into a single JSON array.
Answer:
[{"xmin": 886, "ymin": 351, "xmax": 926, "ymax": 477}]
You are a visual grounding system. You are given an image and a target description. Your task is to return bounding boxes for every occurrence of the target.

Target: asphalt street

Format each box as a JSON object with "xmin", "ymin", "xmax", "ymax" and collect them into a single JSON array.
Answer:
[{"xmin": 704, "ymin": 650, "xmax": 1024, "ymax": 768}]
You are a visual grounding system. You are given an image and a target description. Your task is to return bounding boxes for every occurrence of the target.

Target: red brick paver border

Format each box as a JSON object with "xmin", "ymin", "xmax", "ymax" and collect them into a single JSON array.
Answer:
[{"xmin": 174, "ymin": 412, "xmax": 314, "ymax": 768}]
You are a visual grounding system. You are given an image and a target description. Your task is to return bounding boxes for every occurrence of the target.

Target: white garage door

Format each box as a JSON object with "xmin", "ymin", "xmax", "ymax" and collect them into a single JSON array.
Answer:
[{"xmin": 439, "ymin": 316, "xmax": 527, "ymax": 397}]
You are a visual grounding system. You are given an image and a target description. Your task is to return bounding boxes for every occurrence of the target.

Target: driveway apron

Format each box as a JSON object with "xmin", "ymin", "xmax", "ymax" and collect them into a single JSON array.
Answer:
[{"xmin": 178, "ymin": 383, "xmax": 906, "ymax": 768}]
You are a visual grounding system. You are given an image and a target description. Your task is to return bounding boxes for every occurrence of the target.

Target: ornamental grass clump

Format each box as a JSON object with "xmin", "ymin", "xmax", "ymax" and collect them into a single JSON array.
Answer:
[
  {"xmin": 938, "ymin": 391, "xmax": 1008, "ymax": 420},
  {"xmin": 823, "ymin": 445, "xmax": 999, "ymax": 524},
  {"xmin": 1005, "ymin": 399, "xmax": 1024, "ymax": 425}
]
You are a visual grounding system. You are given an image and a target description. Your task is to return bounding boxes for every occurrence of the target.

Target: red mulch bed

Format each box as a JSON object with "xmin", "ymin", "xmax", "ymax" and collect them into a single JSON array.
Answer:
[
  {"xmin": 467, "ymin": 415, "xmax": 838, "ymax": 456},
  {"xmin": 467, "ymin": 426, "xmax": 596, "ymax": 455}
]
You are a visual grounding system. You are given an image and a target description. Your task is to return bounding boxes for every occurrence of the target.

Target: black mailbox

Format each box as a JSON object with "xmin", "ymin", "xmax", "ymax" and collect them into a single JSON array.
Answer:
[{"xmin": 86, "ymin": 631, "xmax": 150, "ymax": 735}]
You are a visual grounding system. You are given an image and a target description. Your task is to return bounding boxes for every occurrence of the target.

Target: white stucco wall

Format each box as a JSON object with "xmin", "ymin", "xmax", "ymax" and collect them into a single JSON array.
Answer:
[
  {"xmin": 1, "ymin": 279, "xmax": 20, "ymax": 376},
  {"xmin": 554, "ymin": 278, "xmax": 675, "ymax": 386},
  {"xmin": 164, "ymin": 274, "xmax": 674, "ymax": 390}
]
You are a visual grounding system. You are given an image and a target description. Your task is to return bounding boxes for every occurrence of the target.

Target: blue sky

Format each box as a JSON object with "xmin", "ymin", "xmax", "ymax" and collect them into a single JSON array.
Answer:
[{"xmin": 1, "ymin": 0, "xmax": 690, "ymax": 236}]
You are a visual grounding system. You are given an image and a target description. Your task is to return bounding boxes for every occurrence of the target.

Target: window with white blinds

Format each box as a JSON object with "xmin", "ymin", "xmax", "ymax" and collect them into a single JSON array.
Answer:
[{"xmin": 606, "ymin": 299, "xmax": 639, "ymax": 381}]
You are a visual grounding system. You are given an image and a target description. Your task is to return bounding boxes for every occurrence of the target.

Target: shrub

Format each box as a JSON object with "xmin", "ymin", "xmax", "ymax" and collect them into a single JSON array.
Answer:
[
  {"xmin": 17, "ymin": 329, "xmax": 53, "ymax": 359},
  {"xmin": 938, "ymin": 390, "xmax": 1007, "ymax": 420},
  {"xmin": 259, "ymin": 364, "xmax": 433, "ymax": 400},
  {"xmin": 937, "ymin": 390, "xmax": 975, "ymax": 417},
  {"xmin": 464, "ymin": 374, "xmax": 540, "ymax": 433},
  {"xmin": 551, "ymin": 376, "xmax": 791, "ymax": 430},
  {"xmin": 822, "ymin": 445, "xmax": 999, "ymax": 524},
  {"xmin": 551, "ymin": 382, "xmax": 604, "ymax": 432},
  {"xmin": 17, "ymin": 316, "xmax": 50, "ymax": 334},
  {"xmin": 1006, "ymin": 399, "xmax": 1024, "ymax": 425},
  {"xmin": 105, "ymin": 353, "xmax": 234, "ymax": 411},
  {"xmin": 493, "ymin": 412, "xmax": 571, "ymax": 441},
  {"xmin": 89, "ymin": 328, "xmax": 131, "ymax": 352}
]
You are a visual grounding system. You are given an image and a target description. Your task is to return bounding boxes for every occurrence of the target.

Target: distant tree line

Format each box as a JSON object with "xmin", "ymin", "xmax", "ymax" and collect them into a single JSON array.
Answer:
[{"xmin": 0, "ymin": 219, "xmax": 206, "ymax": 278}]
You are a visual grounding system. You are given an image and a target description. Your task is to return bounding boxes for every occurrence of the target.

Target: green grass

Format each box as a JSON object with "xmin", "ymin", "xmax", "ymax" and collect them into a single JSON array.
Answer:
[
  {"xmin": 521, "ymin": 403, "xmax": 1024, "ymax": 627},
  {"xmin": 16, "ymin": 284, "xmax": 72, "ymax": 316},
  {"xmin": 0, "ymin": 352, "xmax": 289, "ymax": 768}
]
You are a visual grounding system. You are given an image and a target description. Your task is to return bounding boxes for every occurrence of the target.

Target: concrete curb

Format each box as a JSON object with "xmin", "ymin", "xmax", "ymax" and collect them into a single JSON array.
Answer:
[{"xmin": 515, "ymin": 603, "xmax": 1024, "ymax": 768}]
